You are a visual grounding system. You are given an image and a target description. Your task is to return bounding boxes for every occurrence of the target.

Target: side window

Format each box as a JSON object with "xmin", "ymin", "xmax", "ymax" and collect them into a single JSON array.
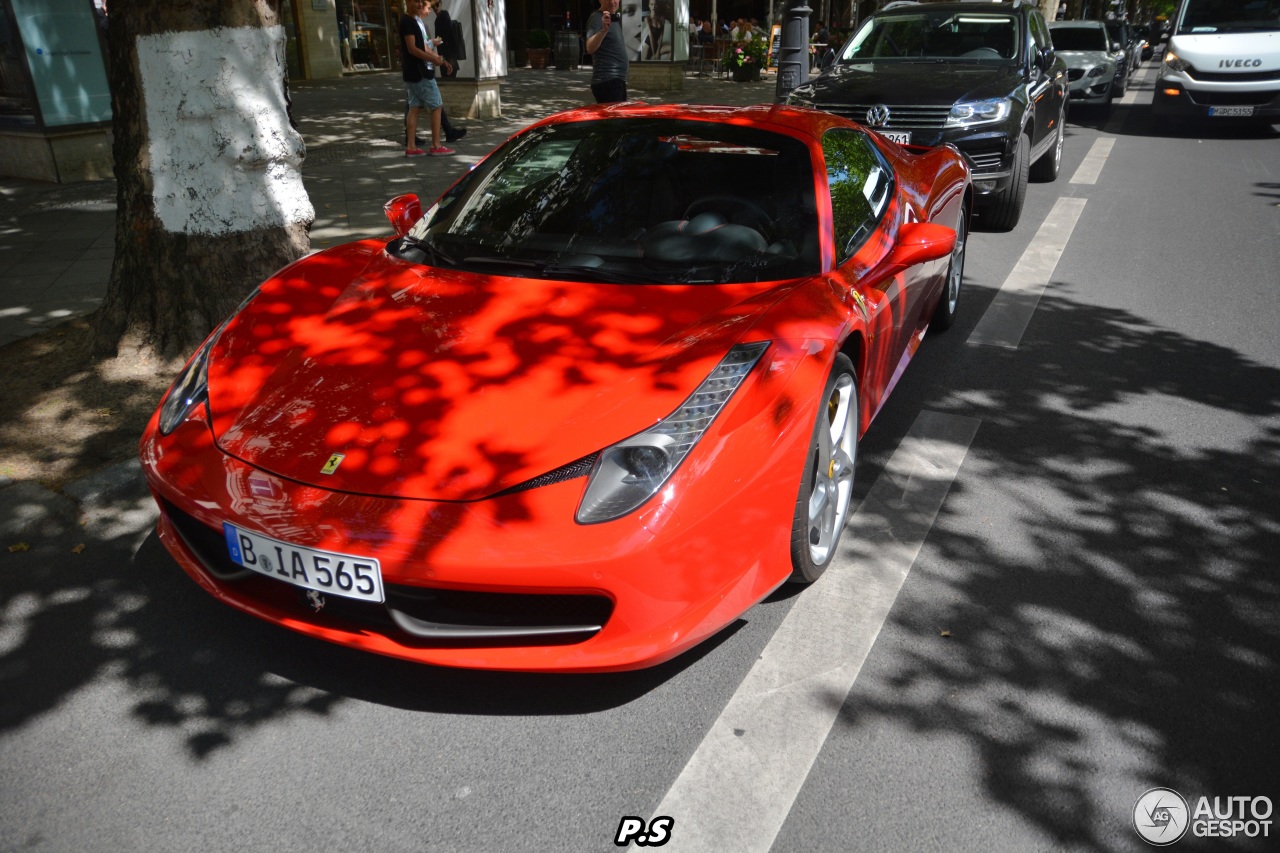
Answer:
[
  {"xmin": 823, "ymin": 129, "xmax": 895, "ymax": 266},
  {"xmin": 1028, "ymin": 11, "xmax": 1051, "ymax": 55}
]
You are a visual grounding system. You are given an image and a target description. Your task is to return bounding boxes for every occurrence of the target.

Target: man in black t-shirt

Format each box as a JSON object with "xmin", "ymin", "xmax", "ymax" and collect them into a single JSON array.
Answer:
[
  {"xmin": 400, "ymin": 0, "xmax": 453, "ymax": 156},
  {"xmin": 585, "ymin": 0, "xmax": 628, "ymax": 103}
]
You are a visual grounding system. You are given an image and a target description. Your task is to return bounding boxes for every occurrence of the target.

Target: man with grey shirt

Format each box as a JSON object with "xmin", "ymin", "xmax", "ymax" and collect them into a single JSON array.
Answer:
[{"xmin": 586, "ymin": 0, "xmax": 628, "ymax": 103}]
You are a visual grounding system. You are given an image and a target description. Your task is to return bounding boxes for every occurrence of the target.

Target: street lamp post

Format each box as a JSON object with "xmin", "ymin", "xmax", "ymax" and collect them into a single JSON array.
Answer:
[{"xmin": 773, "ymin": 0, "xmax": 812, "ymax": 101}]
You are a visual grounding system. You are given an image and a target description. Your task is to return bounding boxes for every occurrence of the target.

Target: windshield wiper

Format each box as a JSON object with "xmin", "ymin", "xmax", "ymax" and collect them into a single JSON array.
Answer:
[
  {"xmin": 394, "ymin": 234, "xmax": 458, "ymax": 268},
  {"xmin": 539, "ymin": 262, "xmax": 657, "ymax": 284}
]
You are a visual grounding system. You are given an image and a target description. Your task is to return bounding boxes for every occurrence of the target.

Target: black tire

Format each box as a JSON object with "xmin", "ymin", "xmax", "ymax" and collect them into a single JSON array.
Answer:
[
  {"xmin": 982, "ymin": 133, "xmax": 1029, "ymax": 232},
  {"xmin": 931, "ymin": 202, "xmax": 967, "ymax": 332},
  {"xmin": 789, "ymin": 354, "xmax": 858, "ymax": 584},
  {"xmin": 1114, "ymin": 64, "xmax": 1128, "ymax": 96},
  {"xmin": 1030, "ymin": 108, "xmax": 1064, "ymax": 183}
]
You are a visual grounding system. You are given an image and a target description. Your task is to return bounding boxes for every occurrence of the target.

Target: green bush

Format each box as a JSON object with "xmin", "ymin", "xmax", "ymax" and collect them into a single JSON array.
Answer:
[{"xmin": 528, "ymin": 29, "xmax": 551, "ymax": 49}]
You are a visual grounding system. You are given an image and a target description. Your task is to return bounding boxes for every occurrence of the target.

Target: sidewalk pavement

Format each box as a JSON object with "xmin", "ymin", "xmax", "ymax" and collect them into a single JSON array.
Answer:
[{"xmin": 0, "ymin": 67, "xmax": 785, "ymax": 349}]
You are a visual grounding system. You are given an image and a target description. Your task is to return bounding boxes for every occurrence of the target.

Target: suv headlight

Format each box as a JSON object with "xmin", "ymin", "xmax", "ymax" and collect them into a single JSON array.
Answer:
[
  {"xmin": 1087, "ymin": 65, "xmax": 1106, "ymax": 78},
  {"xmin": 576, "ymin": 342, "xmax": 769, "ymax": 524},
  {"xmin": 787, "ymin": 87, "xmax": 817, "ymax": 108},
  {"xmin": 945, "ymin": 98, "xmax": 1011, "ymax": 128},
  {"xmin": 1163, "ymin": 50, "xmax": 1190, "ymax": 73}
]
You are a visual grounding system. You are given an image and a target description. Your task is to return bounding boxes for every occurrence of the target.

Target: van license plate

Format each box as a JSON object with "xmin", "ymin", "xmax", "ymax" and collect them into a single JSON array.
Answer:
[{"xmin": 1209, "ymin": 106, "xmax": 1253, "ymax": 117}]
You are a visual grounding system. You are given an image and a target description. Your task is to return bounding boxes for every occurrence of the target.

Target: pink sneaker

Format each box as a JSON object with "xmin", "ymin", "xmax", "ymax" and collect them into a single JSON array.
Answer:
[
  {"xmin": 405, "ymin": 148, "xmax": 427, "ymax": 157},
  {"xmin": 429, "ymin": 146, "xmax": 455, "ymax": 156}
]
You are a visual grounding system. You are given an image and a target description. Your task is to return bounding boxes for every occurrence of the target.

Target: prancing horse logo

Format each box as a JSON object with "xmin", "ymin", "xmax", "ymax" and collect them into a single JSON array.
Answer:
[
  {"xmin": 306, "ymin": 590, "xmax": 325, "ymax": 613},
  {"xmin": 320, "ymin": 453, "xmax": 345, "ymax": 475},
  {"xmin": 866, "ymin": 104, "xmax": 891, "ymax": 127}
]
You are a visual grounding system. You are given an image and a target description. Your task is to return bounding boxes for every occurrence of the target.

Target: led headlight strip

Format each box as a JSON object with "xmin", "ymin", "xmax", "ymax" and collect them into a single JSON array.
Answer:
[{"xmin": 576, "ymin": 341, "xmax": 770, "ymax": 524}]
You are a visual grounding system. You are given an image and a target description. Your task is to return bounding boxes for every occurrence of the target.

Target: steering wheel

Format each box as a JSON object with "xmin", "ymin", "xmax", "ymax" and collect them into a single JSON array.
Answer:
[
  {"xmin": 962, "ymin": 47, "xmax": 1003, "ymax": 59},
  {"xmin": 683, "ymin": 195, "xmax": 777, "ymax": 243}
]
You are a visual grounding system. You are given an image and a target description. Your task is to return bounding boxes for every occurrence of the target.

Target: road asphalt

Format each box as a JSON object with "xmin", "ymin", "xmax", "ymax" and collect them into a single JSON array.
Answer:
[{"xmin": 0, "ymin": 66, "xmax": 789, "ymax": 541}]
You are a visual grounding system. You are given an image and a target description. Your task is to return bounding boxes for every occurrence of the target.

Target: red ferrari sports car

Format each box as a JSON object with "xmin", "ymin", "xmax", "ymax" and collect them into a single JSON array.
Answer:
[{"xmin": 141, "ymin": 103, "xmax": 970, "ymax": 672}]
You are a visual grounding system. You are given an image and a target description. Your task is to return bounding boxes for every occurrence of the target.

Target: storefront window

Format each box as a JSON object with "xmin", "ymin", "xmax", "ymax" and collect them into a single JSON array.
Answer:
[
  {"xmin": 9, "ymin": 0, "xmax": 110, "ymax": 127},
  {"xmin": 280, "ymin": 0, "xmax": 304, "ymax": 79},
  {"xmin": 338, "ymin": 0, "xmax": 393, "ymax": 70},
  {"xmin": 0, "ymin": 2, "xmax": 37, "ymax": 123}
]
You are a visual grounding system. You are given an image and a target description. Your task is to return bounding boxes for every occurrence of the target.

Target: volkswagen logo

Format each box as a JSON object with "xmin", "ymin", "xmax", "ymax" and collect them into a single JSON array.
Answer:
[{"xmin": 866, "ymin": 104, "xmax": 891, "ymax": 127}]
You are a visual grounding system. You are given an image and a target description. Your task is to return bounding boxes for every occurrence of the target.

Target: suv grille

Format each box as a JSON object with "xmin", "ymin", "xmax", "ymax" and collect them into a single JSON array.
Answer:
[
  {"xmin": 817, "ymin": 103, "xmax": 953, "ymax": 129},
  {"xmin": 1067, "ymin": 68, "xmax": 1085, "ymax": 81}
]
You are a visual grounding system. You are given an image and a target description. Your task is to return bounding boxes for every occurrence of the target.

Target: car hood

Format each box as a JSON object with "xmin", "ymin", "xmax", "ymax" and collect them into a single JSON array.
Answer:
[
  {"xmin": 805, "ymin": 61, "xmax": 1024, "ymax": 106},
  {"xmin": 1168, "ymin": 31, "xmax": 1280, "ymax": 73},
  {"xmin": 1056, "ymin": 49, "xmax": 1116, "ymax": 67},
  {"xmin": 208, "ymin": 242, "xmax": 791, "ymax": 501}
]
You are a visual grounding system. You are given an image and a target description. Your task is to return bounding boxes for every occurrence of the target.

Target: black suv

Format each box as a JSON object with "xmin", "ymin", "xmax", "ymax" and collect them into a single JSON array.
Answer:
[{"xmin": 785, "ymin": 0, "xmax": 1068, "ymax": 231}]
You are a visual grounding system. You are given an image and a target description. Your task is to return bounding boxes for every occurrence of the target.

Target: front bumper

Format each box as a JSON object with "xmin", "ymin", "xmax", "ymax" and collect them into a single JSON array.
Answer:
[
  {"xmin": 1152, "ymin": 77, "xmax": 1280, "ymax": 119},
  {"xmin": 140, "ymin": 342, "xmax": 829, "ymax": 672},
  {"xmin": 1066, "ymin": 74, "xmax": 1113, "ymax": 104}
]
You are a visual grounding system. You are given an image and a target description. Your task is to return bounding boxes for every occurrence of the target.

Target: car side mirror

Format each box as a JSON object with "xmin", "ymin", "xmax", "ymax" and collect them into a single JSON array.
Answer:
[
  {"xmin": 384, "ymin": 193, "xmax": 422, "ymax": 237},
  {"xmin": 884, "ymin": 222, "xmax": 956, "ymax": 274},
  {"xmin": 1038, "ymin": 46, "xmax": 1054, "ymax": 69}
]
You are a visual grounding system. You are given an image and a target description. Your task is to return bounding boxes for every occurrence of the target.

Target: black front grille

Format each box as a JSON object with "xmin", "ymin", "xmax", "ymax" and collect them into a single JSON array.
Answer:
[
  {"xmin": 818, "ymin": 103, "xmax": 953, "ymax": 129},
  {"xmin": 1068, "ymin": 68, "xmax": 1085, "ymax": 81},
  {"xmin": 160, "ymin": 499, "xmax": 612, "ymax": 647},
  {"xmin": 1188, "ymin": 67, "xmax": 1280, "ymax": 83},
  {"xmin": 1186, "ymin": 89, "xmax": 1280, "ymax": 106}
]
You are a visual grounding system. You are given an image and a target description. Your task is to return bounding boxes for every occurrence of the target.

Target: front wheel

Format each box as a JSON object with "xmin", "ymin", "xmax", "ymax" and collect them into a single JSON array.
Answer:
[
  {"xmin": 982, "ymin": 133, "xmax": 1029, "ymax": 232},
  {"xmin": 931, "ymin": 202, "xmax": 967, "ymax": 331},
  {"xmin": 789, "ymin": 354, "xmax": 858, "ymax": 583}
]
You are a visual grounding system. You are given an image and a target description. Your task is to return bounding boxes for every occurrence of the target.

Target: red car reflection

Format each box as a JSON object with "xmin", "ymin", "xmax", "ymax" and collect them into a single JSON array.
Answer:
[{"xmin": 141, "ymin": 104, "xmax": 971, "ymax": 672}]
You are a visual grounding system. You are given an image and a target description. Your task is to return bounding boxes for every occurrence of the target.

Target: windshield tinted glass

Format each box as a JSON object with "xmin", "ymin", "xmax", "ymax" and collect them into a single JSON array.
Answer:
[
  {"xmin": 399, "ymin": 118, "xmax": 819, "ymax": 284},
  {"xmin": 1049, "ymin": 25, "xmax": 1109, "ymax": 51},
  {"xmin": 840, "ymin": 11, "xmax": 1020, "ymax": 61},
  {"xmin": 1178, "ymin": 0, "xmax": 1280, "ymax": 33}
]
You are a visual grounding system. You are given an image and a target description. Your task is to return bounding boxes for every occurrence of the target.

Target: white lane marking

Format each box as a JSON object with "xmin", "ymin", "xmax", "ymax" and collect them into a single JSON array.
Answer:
[
  {"xmin": 637, "ymin": 410, "xmax": 980, "ymax": 853},
  {"xmin": 966, "ymin": 196, "xmax": 1087, "ymax": 350},
  {"xmin": 1070, "ymin": 138, "xmax": 1115, "ymax": 185}
]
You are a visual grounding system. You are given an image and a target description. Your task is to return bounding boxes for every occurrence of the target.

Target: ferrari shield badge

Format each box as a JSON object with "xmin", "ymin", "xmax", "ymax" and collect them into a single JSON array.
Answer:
[{"xmin": 320, "ymin": 453, "xmax": 345, "ymax": 475}]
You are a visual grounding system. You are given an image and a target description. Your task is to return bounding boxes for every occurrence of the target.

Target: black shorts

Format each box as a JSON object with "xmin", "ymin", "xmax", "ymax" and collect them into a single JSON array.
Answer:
[{"xmin": 591, "ymin": 77, "xmax": 627, "ymax": 104}]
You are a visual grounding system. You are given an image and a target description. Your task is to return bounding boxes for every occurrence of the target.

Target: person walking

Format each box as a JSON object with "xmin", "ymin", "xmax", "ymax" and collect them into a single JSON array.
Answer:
[
  {"xmin": 400, "ymin": 0, "xmax": 453, "ymax": 156},
  {"xmin": 585, "ymin": 0, "xmax": 628, "ymax": 104},
  {"xmin": 428, "ymin": 0, "xmax": 467, "ymax": 142}
]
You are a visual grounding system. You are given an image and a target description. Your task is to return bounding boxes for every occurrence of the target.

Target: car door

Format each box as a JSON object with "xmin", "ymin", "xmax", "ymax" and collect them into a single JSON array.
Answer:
[
  {"xmin": 1026, "ymin": 9, "xmax": 1064, "ymax": 149},
  {"xmin": 822, "ymin": 128, "xmax": 914, "ymax": 409}
]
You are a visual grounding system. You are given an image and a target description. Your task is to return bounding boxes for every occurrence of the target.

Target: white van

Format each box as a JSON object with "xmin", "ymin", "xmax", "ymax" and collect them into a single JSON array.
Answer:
[{"xmin": 1153, "ymin": 0, "xmax": 1280, "ymax": 124}]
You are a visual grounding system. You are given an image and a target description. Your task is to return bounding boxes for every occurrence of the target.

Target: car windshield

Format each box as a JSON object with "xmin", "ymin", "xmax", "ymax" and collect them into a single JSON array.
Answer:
[
  {"xmin": 839, "ymin": 11, "xmax": 1020, "ymax": 62},
  {"xmin": 1178, "ymin": 0, "xmax": 1280, "ymax": 33},
  {"xmin": 1049, "ymin": 26, "xmax": 1108, "ymax": 51},
  {"xmin": 395, "ymin": 118, "xmax": 820, "ymax": 284}
]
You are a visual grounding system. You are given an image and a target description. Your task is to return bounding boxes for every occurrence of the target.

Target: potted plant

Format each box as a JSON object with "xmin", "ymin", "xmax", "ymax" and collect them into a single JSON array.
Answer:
[
  {"xmin": 720, "ymin": 34, "xmax": 768, "ymax": 82},
  {"xmin": 527, "ymin": 29, "xmax": 552, "ymax": 69}
]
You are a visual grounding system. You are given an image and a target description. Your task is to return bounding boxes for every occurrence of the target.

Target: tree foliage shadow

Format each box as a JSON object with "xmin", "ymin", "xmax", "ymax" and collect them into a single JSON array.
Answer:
[{"xmin": 829, "ymin": 284, "xmax": 1280, "ymax": 850}]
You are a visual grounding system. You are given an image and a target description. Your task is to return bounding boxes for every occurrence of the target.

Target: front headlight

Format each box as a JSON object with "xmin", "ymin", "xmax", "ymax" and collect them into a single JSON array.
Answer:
[
  {"xmin": 158, "ymin": 335, "xmax": 216, "ymax": 435},
  {"xmin": 945, "ymin": 98, "xmax": 1011, "ymax": 128},
  {"xmin": 787, "ymin": 87, "xmax": 817, "ymax": 108},
  {"xmin": 575, "ymin": 342, "xmax": 769, "ymax": 524},
  {"xmin": 157, "ymin": 288, "xmax": 259, "ymax": 435},
  {"xmin": 1163, "ymin": 50, "xmax": 1190, "ymax": 73},
  {"xmin": 1087, "ymin": 65, "xmax": 1106, "ymax": 78}
]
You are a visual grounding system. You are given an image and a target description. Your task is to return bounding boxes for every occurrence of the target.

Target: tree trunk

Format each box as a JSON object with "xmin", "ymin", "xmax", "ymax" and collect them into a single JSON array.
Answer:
[{"xmin": 92, "ymin": 0, "xmax": 313, "ymax": 360}]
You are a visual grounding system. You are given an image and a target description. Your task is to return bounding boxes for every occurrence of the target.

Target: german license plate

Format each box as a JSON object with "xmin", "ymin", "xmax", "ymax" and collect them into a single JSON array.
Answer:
[
  {"xmin": 223, "ymin": 523, "xmax": 385, "ymax": 603},
  {"xmin": 876, "ymin": 130, "xmax": 911, "ymax": 144},
  {"xmin": 1209, "ymin": 106, "xmax": 1254, "ymax": 117}
]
